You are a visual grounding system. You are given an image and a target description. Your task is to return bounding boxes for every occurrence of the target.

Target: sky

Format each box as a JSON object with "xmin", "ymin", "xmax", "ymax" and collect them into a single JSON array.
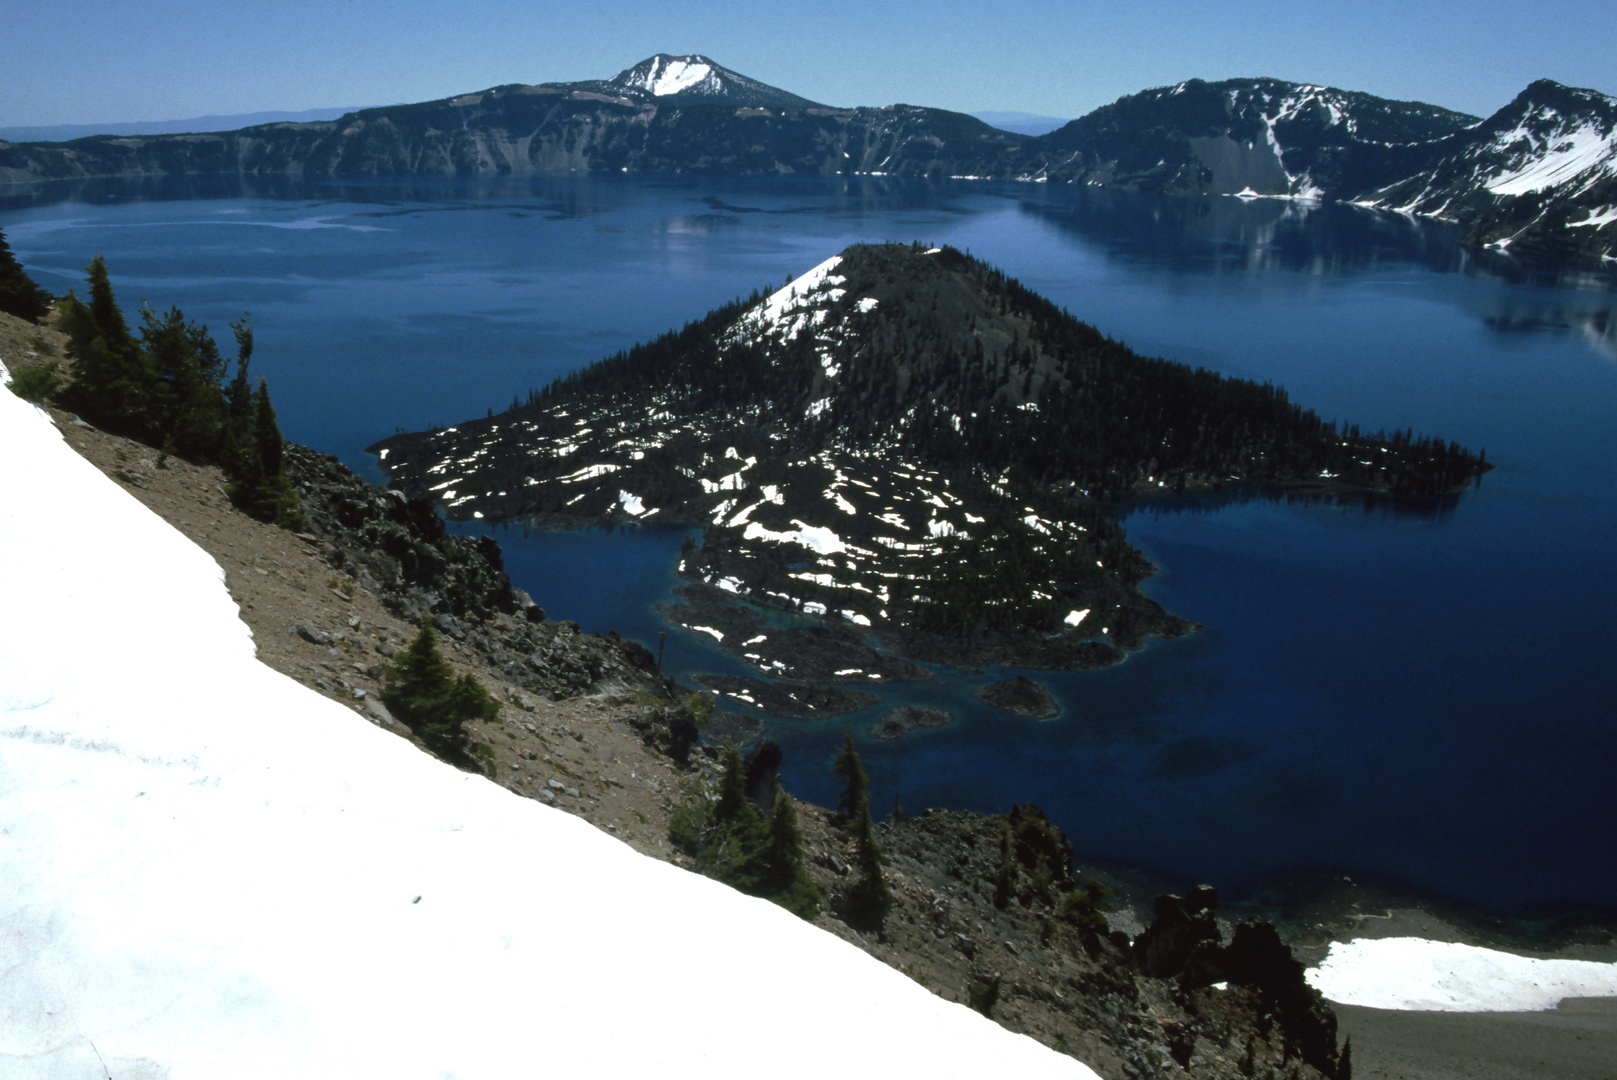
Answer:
[{"xmin": 2, "ymin": 0, "xmax": 1614, "ymax": 129}]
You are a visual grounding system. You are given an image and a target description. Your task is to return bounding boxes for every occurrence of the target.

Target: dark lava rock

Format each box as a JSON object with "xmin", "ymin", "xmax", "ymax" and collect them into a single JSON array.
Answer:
[
  {"xmin": 976, "ymin": 675, "xmax": 1059, "ymax": 718},
  {"xmin": 1133, "ymin": 885, "xmax": 1220, "ymax": 979},
  {"xmin": 869, "ymin": 704, "xmax": 952, "ymax": 740},
  {"xmin": 294, "ymin": 625, "xmax": 334, "ymax": 646}
]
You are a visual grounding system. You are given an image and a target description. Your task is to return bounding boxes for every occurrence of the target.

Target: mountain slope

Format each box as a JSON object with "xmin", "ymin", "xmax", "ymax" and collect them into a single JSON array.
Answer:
[
  {"xmin": 370, "ymin": 244, "xmax": 1485, "ymax": 680},
  {"xmin": 1029, "ymin": 77, "xmax": 1479, "ymax": 196},
  {"xmin": 0, "ymin": 54, "xmax": 1022, "ymax": 183},
  {"xmin": 1358, "ymin": 79, "xmax": 1617, "ymax": 257}
]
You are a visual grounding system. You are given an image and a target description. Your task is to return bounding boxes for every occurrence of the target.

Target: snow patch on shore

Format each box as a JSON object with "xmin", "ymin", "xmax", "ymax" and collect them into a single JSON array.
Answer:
[{"xmin": 1308, "ymin": 937, "xmax": 1617, "ymax": 1011}]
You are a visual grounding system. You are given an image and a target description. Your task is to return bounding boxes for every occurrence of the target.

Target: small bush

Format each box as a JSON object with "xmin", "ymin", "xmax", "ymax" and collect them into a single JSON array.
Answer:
[
  {"xmin": 968, "ymin": 975, "xmax": 1002, "ymax": 1017},
  {"xmin": 6, "ymin": 361, "xmax": 61, "ymax": 404}
]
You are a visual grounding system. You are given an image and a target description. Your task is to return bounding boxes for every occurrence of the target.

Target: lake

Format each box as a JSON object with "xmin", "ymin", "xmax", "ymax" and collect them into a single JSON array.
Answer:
[{"xmin": 5, "ymin": 173, "xmax": 1615, "ymax": 918}]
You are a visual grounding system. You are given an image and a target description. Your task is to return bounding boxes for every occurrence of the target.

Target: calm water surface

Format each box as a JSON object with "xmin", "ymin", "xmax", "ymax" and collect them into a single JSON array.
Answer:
[{"xmin": 6, "ymin": 175, "xmax": 1614, "ymax": 916}]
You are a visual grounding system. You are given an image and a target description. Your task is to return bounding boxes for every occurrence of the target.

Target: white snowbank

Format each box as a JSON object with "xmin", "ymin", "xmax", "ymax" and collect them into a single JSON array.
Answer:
[
  {"xmin": 742, "ymin": 518, "xmax": 848, "ymax": 555},
  {"xmin": 757, "ymin": 255, "xmax": 845, "ymax": 327},
  {"xmin": 626, "ymin": 56, "xmax": 714, "ymax": 97},
  {"xmin": 1484, "ymin": 120, "xmax": 1616, "ymax": 197},
  {"xmin": 0, "ymin": 380, "xmax": 1094, "ymax": 1080},
  {"xmin": 1307, "ymin": 937, "xmax": 1617, "ymax": 1012}
]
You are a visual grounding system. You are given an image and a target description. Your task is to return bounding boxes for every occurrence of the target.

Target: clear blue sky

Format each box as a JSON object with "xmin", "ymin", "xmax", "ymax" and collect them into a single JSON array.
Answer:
[{"xmin": 3, "ymin": 0, "xmax": 1612, "ymax": 127}]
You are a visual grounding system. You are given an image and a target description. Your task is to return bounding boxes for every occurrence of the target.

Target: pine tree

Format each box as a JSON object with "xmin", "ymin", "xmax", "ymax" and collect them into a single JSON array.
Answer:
[
  {"xmin": 832, "ymin": 729, "xmax": 889, "ymax": 925},
  {"xmin": 227, "ymin": 377, "xmax": 301, "ymax": 526},
  {"xmin": 763, "ymin": 788, "xmax": 822, "ymax": 919},
  {"xmin": 59, "ymin": 257, "xmax": 147, "ymax": 433},
  {"xmin": 380, "ymin": 621, "xmax": 495, "ymax": 762},
  {"xmin": 832, "ymin": 727, "xmax": 870, "ymax": 821},
  {"xmin": 714, "ymin": 741, "xmax": 756, "ymax": 827},
  {"xmin": 0, "ymin": 227, "xmax": 52, "ymax": 323}
]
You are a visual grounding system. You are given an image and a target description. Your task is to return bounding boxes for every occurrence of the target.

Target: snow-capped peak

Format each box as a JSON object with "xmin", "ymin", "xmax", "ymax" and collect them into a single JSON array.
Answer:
[
  {"xmin": 606, "ymin": 54, "xmax": 825, "ymax": 110},
  {"xmin": 621, "ymin": 54, "xmax": 716, "ymax": 97}
]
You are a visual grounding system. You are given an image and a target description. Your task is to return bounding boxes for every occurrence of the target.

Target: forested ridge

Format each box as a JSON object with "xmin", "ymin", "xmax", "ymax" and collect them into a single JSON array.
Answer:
[{"xmin": 514, "ymin": 243, "xmax": 1486, "ymax": 501}]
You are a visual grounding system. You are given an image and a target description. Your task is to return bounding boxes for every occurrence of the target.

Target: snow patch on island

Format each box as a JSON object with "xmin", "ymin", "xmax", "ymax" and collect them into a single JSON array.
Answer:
[{"xmin": 742, "ymin": 519, "xmax": 848, "ymax": 555}]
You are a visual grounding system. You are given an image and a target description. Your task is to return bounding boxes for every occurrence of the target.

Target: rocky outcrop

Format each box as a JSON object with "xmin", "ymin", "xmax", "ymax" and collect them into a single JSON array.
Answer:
[
  {"xmin": 1129, "ymin": 888, "xmax": 1345, "ymax": 1079},
  {"xmin": 283, "ymin": 444, "xmax": 657, "ymax": 702}
]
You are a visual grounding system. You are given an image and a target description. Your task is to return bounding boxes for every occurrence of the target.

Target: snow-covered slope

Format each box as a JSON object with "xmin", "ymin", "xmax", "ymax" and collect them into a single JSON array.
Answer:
[
  {"xmin": 1360, "ymin": 80, "xmax": 1617, "ymax": 257},
  {"xmin": 607, "ymin": 53, "xmax": 825, "ymax": 110},
  {"xmin": 0, "ymin": 377, "xmax": 1092, "ymax": 1078}
]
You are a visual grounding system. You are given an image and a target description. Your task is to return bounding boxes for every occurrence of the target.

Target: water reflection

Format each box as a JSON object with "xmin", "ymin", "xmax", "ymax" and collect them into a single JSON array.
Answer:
[{"xmin": 1120, "ymin": 484, "xmax": 1467, "ymax": 523}]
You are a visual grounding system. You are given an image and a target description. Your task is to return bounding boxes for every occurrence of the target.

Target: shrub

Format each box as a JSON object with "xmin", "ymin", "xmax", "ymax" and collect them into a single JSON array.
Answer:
[
  {"xmin": 380, "ymin": 621, "xmax": 498, "ymax": 762},
  {"xmin": 6, "ymin": 361, "xmax": 62, "ymax": 404}
]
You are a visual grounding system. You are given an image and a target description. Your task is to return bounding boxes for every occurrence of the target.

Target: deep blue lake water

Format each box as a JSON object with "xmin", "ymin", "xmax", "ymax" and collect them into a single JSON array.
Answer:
[{"xmin": 6, "ymin": 174, "xmax": 1615, "ymax": 917}]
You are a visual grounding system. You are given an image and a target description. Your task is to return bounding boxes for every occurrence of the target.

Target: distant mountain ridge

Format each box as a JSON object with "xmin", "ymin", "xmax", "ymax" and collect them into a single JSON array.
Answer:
[
  {"xmin": 1, "ymin": 56, "xmax": 1611, "ymax": 258},
  {"xmin": 0, "ymin": 107, "xmax": 370, "ymax": 144}
]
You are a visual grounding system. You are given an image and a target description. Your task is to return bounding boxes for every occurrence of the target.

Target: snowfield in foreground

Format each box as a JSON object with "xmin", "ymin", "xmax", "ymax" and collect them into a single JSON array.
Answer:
[
  {"xmin": 1308, "ymin": 937, "xmax": 1617, "ymax": 1012},
  {"xmin": 0, "ymin": 378, "xmax": 1094, "ymax": 1079}
]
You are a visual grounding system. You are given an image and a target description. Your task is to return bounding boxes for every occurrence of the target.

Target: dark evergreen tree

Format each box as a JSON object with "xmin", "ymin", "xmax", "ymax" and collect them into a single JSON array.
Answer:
[
  {"xmin": 227, "ymin": 377, "xmax": 302, "ymax": 527},
  {"xmin": 831, "ymin": 727, "xmax": 870, "ymax": 821},
  {"xmin": 762, "ymin": 788, "xmax": 822, "ymax": 919},
  {"xmin": 0, "ymin": 227, "xmax": 52, "ymax": 323},
  {"xmin": 380, "ymin": 621, "xmax": 496, "ymax": 762},
  {"xmin": 831, "ymin": 729, "xmax": 889, "ymax": 925},
  {"xmin": 713, "ymin": 741, "xmax": 756, "ymax": 827},
  {"xmin": 51, "ymin": 260, "xmax": 299, "ymax": 526},
  {"xmin": 226, "ymin": 319, "xmax": 255, "ymax": 421},
  {"xmin": 59, "ymin": 257, "xmax": 147, "ymax": 433}
]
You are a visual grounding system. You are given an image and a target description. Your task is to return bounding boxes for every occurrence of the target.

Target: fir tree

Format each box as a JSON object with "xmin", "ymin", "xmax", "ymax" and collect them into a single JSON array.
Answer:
[
  {"xmin": 831, "ymin": 727, "xmax": 870, "ymax": 821},
  {"xmin": 227, "ymin": 377, "xmax": 302, "ymax": 526},
  {"xmin": 713, "ymin": 741, "xmax": 756, "ymax": 827},
  {"xmin": 381, "ymin": 621, "xmax": 497, "ymax": 762},
  {"xmin": 58, "ymin": 257, "xmax": 146, "ymax": 433},
  {"xmin": 763, "ymin": 788, "xmax": 822, "ymax": 919},
  {"xmin": 0, "ymin": 227, "xmax": 52, "ymax": 323},
  {"xmin": 832, "ymin": 729, "xmax": 889, "ymax": 925}
]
